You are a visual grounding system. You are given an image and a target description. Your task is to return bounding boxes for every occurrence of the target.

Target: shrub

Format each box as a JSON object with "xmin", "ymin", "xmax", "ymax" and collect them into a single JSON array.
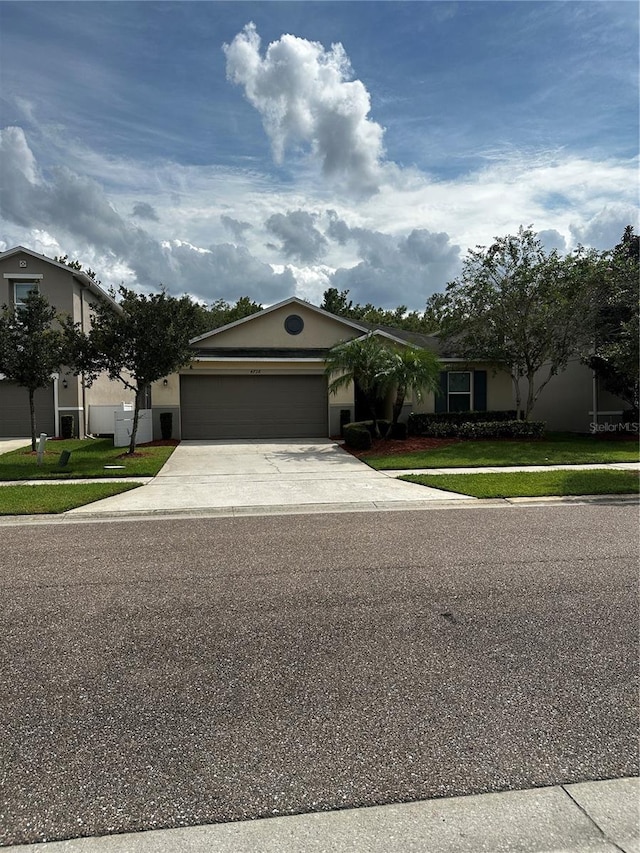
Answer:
[
  {"xmin": 343, "ymin": 423, "xmax": 372, "ymax": 450},
  {"xmin": 407, "ymin": 414, "xmax": 545, "ymax": 439},
  {"xmin": 456, "ymin": 420, "xmax": 546, "ymax": 439},
  {"xmin": 389, "ymin": 421, "xmax": 408, "ymax": 440},
  {"xmin": 60, "ymin": 415, "xmax": 74, "ymax": 439},
  {"xmin": 160, "ymin": 412, "xmax": 173, "ymax": 440},
  {"xmin": 408, "ymin": 410, "xmax": 517, "ymax": 435}
]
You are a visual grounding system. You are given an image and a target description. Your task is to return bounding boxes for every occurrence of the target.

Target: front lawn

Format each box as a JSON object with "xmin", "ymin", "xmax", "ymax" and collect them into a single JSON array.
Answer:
[
  {"xmin": 0, "ymin": 482, "xmax": 141, "ymax": 514},
  {"xmin": 362, "ymin": 433, "xmax": 639, "ymax": 469},
  {"xmin": 400, "ymin": 469, "xmax": 640, "ymax": 498},
  {"xmin": 0, "ymin": 439, "xmax": 177, "ymax": 480}
]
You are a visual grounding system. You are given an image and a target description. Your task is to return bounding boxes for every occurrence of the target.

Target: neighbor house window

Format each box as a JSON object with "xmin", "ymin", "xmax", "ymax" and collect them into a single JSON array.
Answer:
[{"xmin": 14, "ymin": 281, "xmax": 39, "ymax": 309}]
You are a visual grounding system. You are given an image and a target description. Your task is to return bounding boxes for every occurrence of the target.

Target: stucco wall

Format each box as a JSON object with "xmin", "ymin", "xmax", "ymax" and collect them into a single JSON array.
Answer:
[
  {"xmin": 411, "ymin": 364, "xmax": 512, "ymax": 414},
  {"xmin": 526, "ymin": 357, "xmax": 630, "ymax": 432},
  {"xmin": 196, "ymin": 303, "xmax": 360, "ymax": 349}
]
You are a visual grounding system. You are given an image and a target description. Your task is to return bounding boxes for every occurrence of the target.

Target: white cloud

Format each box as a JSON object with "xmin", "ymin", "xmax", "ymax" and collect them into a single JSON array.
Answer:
[
  {"xmin": 1, "ymin": 124, "xmax": 638, "ymax": 311},
  {"xmin": 570, "ymin": 203, "xmax": 640, "ymax": 250},
  {"xmin": 224, "ymin": 23, "xmax": 386, "ymax": 196}
]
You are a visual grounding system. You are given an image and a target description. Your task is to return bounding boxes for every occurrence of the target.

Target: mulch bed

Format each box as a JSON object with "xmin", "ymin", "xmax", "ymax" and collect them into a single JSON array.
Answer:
[{"xmin": 340, "ymin": 436, "xmax": 460, "ymax": 459}]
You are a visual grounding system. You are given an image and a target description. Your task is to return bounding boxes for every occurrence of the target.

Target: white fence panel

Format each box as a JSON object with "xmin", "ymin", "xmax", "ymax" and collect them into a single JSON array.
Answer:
[
  {"xmin": 90, "ymin": 403, "xmax": 133, "ymax": 435},
  {"xmin": 114, "ymin": 409, "xmax": 152, "ymax": 447}
]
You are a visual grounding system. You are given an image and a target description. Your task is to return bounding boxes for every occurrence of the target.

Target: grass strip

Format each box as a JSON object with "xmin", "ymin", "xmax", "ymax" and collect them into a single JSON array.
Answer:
[
  {"xmin": 399, "ymin": 469, "xmax": 640, "ymax": 498},
  {"xmin": 0, "ymin": 482, "xmax": 141, "ymax": 514},
  {"xmin": 366, "ymin": 435, "xmax": 640, "ymax": 469},
  {"xmin": 0, "ymin": 439, "xmax": 176, "ymax": 481}
]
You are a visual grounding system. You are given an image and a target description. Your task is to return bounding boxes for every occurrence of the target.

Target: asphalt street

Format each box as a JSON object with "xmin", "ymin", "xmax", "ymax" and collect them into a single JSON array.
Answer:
[{"xmin": 1, "ymin": 504, "xmax": 638, "ymax": 846}]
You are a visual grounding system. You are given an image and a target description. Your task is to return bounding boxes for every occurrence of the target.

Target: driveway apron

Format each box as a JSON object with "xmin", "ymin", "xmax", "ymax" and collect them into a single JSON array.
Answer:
[{"xmin": 67, "ymin": 439, "xmax": 473, "ymax": 516}]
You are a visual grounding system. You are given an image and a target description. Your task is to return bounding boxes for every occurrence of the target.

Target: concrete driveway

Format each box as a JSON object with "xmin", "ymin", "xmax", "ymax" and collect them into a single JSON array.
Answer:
[
  {"xmin": 68, "ymin": 439, "xmax": 473, "ymax": 517},
  {"xmin": 0, "ymin": 438, "xmax": 31, "ymax": 454}
]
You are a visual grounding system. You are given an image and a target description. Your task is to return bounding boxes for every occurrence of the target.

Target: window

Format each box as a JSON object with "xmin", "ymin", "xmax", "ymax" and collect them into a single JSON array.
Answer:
[
  {"xmin": 447, "ymin": 371, "xmax": 471, "ymax": 412},
  {"xmin": 14, "ymin": 281, "xmax": 39, "ymax": 308},
  {"xmin": 436, "ymin": 369, "xmax": 487, "ymax": 413}
]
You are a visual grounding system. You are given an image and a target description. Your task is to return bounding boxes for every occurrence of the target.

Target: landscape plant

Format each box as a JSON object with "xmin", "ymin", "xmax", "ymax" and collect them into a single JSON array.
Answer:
[
  {"xmin": 428, "ymin": 226, "xmax": 595, "ymax": 419},
  {"xmin": 0, "ymin": 290, "xmax": 69, "ymax": 451},
  {"xmin": 66, "ymin": 287, "xmax": 201, "ymax": 454}
]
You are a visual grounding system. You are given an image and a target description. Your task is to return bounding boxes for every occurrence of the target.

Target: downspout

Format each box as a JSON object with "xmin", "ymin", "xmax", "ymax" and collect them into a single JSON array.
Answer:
[
  {"xmin": 80, "ymin": 284, "xmax": 89, "ymax": 437},
  {"xmin": 52, "ymin": 373, "xmax": 60, "ymax": 437}
]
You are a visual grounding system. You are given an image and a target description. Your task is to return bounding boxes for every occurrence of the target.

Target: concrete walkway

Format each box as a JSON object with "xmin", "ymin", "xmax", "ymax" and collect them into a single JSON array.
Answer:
[
  {"xmin": 9, "ymin": 777, "xmax": 639, "ymax": 852},
  {"xmin": 384, "ymin": 461, "xmax": 640, "ymax": 476}
]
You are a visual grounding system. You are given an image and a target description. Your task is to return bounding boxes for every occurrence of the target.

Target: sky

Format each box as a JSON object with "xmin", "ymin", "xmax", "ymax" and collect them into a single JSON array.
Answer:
[{"xmin": 0, "ymin": 1, "xmax": 638, "ymax": 311}]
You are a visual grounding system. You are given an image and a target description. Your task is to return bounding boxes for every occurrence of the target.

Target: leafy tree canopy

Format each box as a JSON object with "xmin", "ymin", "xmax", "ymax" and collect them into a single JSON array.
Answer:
[
  {"xmin": 320, "ymin": 287, "xmax": 439, "ymax": 334},
  {"xmin": 0, "ymin": 290, "xmax": 69, "ymax": 450},
  {"xmin": 66, "ymin": 287, "xmax": 202, "ymax": 454},
  {"xmin": 431, "ymin": 226, "xmax": 596, "ymax": 419},
  {"xmin": 585, "ymin": 225, "xmax": 639, "ymax": 415}
]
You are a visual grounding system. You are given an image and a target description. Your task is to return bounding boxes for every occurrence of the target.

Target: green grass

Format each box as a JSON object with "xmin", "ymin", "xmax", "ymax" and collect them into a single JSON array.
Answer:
[
  {"xmin": 0, "ymin": 439, "xmax": 176, "ymax": 481},
  {"xmin": 0, "ymin": 482, "xmax": 142, "ymax": 514},
  {"xmin": 365, "ymin": 433, "xmax": 640, "ymax": 469},
  {"xmin": 400, "ymin": 469, "xmax": 640, "ymax": 498}
]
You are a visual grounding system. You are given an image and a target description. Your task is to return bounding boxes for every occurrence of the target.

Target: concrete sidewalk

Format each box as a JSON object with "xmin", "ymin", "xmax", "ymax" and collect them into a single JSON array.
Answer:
[
  {"xmin": 9, "ymin": 777, "xmax": 639, "ymax": 852},
  {"xmin": 383, "ymin": 461, "xmax": 640, "ymax": 476}
]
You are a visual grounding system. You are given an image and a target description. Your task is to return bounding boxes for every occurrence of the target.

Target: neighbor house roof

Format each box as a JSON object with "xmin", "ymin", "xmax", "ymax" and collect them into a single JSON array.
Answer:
[{"xmin": 0, "ymin": 246, "xmax": 121, "ymax": 311}]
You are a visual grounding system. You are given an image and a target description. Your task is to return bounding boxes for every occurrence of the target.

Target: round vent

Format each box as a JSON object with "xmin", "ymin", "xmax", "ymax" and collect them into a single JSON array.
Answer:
[{"xmin": 284, "ymin": 314, "xmax": 304, "ymax": 335}]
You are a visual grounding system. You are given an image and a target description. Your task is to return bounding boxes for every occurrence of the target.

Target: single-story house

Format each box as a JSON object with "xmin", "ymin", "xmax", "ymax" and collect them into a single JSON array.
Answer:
[
  {"xmin": 150, "ymin": 297, "xmax": 514, "ymax": 440},
  {"xmin": 0, "ymin": 246, "xmax": 134, "ymax": 438},
  {"xmin": 1, "ymin": 246, "xmax": 629, "ymax": 440}
]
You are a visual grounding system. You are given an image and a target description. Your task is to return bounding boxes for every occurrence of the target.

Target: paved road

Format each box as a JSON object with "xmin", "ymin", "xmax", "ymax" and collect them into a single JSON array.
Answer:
[{"xmin": 1, "ymin": 504, "xmax": 638, "ymax": 845}]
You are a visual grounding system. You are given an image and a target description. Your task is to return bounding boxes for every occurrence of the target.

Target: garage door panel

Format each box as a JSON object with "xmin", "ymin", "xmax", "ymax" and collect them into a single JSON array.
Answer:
[
  {"xmin": 180, "ymin": 375, "xmax": 328, "ymax": 439},
  {"xmin": 0, "ymin": 381, "xmax": 55, "ymax": 437}
]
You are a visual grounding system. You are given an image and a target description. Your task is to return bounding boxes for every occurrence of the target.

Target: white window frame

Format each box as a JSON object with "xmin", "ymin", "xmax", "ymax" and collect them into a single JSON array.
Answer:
[
  {"xmin": 3, "ymin": 274, "xmax": 43, "ymax": 310},
  {"xmin": 14, "ymin": 280, "xmax": 40, "ymax": 308}
]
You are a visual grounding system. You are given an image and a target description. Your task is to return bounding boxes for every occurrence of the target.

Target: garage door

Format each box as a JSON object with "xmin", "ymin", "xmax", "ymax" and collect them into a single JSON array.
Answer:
[
  {"xmin": 180, "ymin": 375, "xmax": 328, "ymax": 439},
  {"xmin": 0, "ymin": 380, "xmax": 55, "ymax": 437}
]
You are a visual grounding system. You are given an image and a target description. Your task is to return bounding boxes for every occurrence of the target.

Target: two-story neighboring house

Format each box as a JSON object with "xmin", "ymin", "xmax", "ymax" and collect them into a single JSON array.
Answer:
[{"xmin": 0, "ymin": 246, "xmax": 133, "ymax": 438}]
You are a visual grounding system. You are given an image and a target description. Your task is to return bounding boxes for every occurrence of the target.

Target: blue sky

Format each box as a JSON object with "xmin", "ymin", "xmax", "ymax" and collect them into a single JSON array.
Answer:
[{"xmin": 1, "ymin": 1, "xmax": 637, "ymax": 309}]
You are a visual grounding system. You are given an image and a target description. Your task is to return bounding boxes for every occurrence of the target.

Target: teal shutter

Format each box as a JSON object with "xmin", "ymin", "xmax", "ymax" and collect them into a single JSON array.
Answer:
[
  {"xmin": 435, "ymin": 371, "xmax": 448, "ymax": 413},
  {"xmin": 473, "ymin": 370, "xmax": 487, "ymax": 411}
]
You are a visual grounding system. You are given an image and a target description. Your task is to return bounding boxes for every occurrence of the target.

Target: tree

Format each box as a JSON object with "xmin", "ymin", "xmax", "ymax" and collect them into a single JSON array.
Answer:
[
  {"xmin": 434, "ymin": 226, "xmax": 592, "ymax": 419},
  {"xmin": 0, "ymin": 290, "xmax": 68, "ymax": 451},
  {"xmin": 325, "ymin": 334, "xmax": 440, "ymax": 438},
  {"xmin": 189, "ymin": 296, "xmax": 263, "ymax": 337},
  {"xmin": 320, "ymin": 287, "xmax": 438, "ymax": 333},
  {"xmin": 585, "ymin": 226, "xmax": 639, "ymax": 416},
  {"xmin": 378, "ymin": 346, "xmax": 440, "ymax": 430},
  {"xmin": 66, "ymin": 287, "xmax": 201, "ymax": 454},
  {"xmin": 324, "ymin": 334, "xmax": 392, "ymax": 437}
]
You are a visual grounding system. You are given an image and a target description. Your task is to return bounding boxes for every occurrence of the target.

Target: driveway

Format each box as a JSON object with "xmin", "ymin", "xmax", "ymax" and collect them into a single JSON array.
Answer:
[
  {"xmin": 68, "ymin": 439, "xmax": 473, "ymax": 516},
  {"xmin": 0, "ymin": 438, "xmax": 31, "ymax": 454}
]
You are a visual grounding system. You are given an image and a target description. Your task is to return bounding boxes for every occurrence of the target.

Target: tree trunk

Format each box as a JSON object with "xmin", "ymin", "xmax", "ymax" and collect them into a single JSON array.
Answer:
[
  {"xmin": 367, "ymin": 394, "xmax": 381, "ymax": 438},
  {"xmin": 511, "ymin": 373, "xmax": 523, "ymax": 421},
  {"xmin": 385, "ymin": 388, "xmax": 406, "ymax": 438},
  {"xmin": 29, "ymin": 388, "xmax": 37, "ymax": 452},
  {"xmin": 128, "ymin": 387, "xmax": 144, "ymax": 455},
  {"xmin": 525, "ymin": 374, "xmax": 536, "ymax": 421}
]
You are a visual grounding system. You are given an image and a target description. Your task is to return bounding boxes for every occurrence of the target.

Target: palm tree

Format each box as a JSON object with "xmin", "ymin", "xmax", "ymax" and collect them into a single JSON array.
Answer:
[
  {"xmin": 325, "ymin": 334, "xmax": 392, "ymax": 437},
  {"xmin": 378, "ymin": 346, "xmax": 441, "ymax": 433}
]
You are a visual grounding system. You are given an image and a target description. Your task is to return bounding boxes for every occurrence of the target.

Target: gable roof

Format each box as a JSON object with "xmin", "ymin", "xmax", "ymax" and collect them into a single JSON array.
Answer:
[
  {"xmin": 0, "ymin": 246, "xmax": 120, "ymax": 311},
  {"xmin": 189, "ymin": 296, "xmax": 415, "ymax": 348}
]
